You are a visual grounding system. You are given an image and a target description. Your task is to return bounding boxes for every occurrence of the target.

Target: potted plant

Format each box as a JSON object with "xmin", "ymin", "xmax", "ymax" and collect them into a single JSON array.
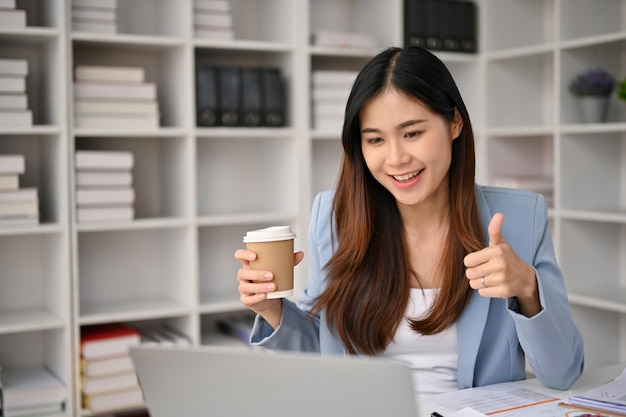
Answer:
[{"xmin": 568, "ymin": 67, "xmax": 615, "ymax": 123}]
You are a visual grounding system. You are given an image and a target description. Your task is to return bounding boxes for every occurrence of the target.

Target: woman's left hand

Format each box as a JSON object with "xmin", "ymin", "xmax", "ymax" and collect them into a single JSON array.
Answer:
[{"xmin": 463, "ymin": 212, "xmax": 541, "ymax": 317}]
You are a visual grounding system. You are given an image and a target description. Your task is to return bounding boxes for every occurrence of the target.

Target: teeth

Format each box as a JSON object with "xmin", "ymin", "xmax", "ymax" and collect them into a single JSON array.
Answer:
[{"xmin": 393, "ymin": 169, "xmax": 422, "ymax": 181}]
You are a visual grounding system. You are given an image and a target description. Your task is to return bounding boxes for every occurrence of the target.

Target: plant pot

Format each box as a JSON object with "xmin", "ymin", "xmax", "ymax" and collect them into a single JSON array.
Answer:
[{"xmin": 577, "ymin": 96, "xmax": 609, "ymax": 123}]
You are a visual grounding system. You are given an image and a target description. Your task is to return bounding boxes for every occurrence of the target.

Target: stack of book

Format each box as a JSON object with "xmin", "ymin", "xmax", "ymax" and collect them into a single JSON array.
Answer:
[
  {"xmin": 71, "ymin": 0, "xmax": 118, "ymax": 34},
  {"xmin": 75, "ymin": 150, "xmax": 135, "ymax": 223},
  {"xmin": 311, "ymin": 69, "xmax": 357, "ymax": 132},
  {"xmin": 0, "ymin": 57, "xmax": 32, "ymax": 127},
  {"xmin": 311, "ymin": 30, "xmax": 376, "ymax": 49},
  {"xmin": 0, "ymin": 0, "xmax": 26, "ymax": 28},
  {"xmin": 0, "ymin": 154, "xmax": 39, "ymax": 227},
  {"xmin": 490, "ymin": 175, "xmax": 554, "ymax": 207},
  {"xmin": 73, "ymin": 64, "xmax": 159, "ymax": 130},
  {"xmin": 0, "ymin": 366, "xmax": 67, "ymax": 417},
  {"xmin": 80, "ymin": 323, "xmax": 144, "ymax": 414},
  {"xmin": 194, "ymin": 0, "xmax": 234, "ymax": 40}
]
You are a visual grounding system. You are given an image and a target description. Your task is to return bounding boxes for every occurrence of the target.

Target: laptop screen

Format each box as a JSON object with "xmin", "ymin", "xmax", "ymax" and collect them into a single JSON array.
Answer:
[{"xmin": 130, "ymin": 344, "xmax": 421, "ymax": 417}]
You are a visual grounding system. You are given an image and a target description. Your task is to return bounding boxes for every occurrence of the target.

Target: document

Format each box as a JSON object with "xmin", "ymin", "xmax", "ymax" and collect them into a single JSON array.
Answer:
[{"xmin": 563, "ymin": 367, "xmax": 626, "ymax": 415}]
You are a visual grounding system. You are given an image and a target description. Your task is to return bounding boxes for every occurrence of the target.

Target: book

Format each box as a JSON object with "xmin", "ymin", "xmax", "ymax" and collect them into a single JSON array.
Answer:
[
  {"xmin": 82, "ymin": 387, "xmax": 143, "ymax": 413},
  {"xmin": 134, "ymin": 325, "xmax": 191, "ymax": 347},
  {"xmin": 404, "ymin": 0, "xmax": 427, "ymax": 48},
  {"xmin": 0, "ymin": 9, "xmax": 26, "ymax": 27},
  {"xmin": 1, "ymin": 367, "xmax": 66, "ymax": 409},
  {"xmin": 0, "ymin": 58, "xmax": 28, "ymax": 76},
  {"xmin": 75, "ymin": 187, "xmax": 135, "ymax": 207},
  {"xmin": 195, "ymin": 0, "xmax": 230, "ymax": 12},
  {"xmin": 3, "ymin": 402, "xmax": 64, "ymax": 417},
  {"xmin": 81, "ymin": 371, "xmax": 139, "ymax": 396},
  {"xmin": 311, "ymin": 86, "xmax": 351, "ymax": 101},
  {"xmin": 76, "ymin": 171, "xmax": 132, "ymax": 188},
  {"xmin": 311, "ymin": 30, "xmax": 376, "ymax": 49},
  {"xmin": 72, "ymin": 20, "xmax": 117, "ymax": 34},
  {"xmin": 261, "ymin": 68, "xmax": 285, "ymax": 127},
  {"xmin": 193, "ymin": 11, "xmax": 233, "ymax": 27},
  {"xmin": 0, "ymin": 154, "xmax": 25, "ymax": 174},
  {"xmin": 459, "ymin": 0, "xmax": 478, "ymax": 53},
  {"xmin": 74, "ymin": 114, "xmax": 159, "ymax": 130},
  {"xmin": 77, "ymin": 206, "xmax": 134, "ymax": 223},
  {"xmin": 81, "ymin": 355, "xmax": 135, "ymax": 378},
  {"xmin": 0, "ymin": 187, "xmax": 37, "ymax": 203},
  {"xmin": 74, "ymin": 66, "xmax": 145, "ymax": 83},
  {"xmin": 0, "ymin": 201, "xmax": 38, "ymax": 217},
  {"xmin": 74, "ymin": 99, "xmax": 158, "ymax": 115},
  {"xmin": 73, "ymin": 82, "xmax": 157, "ymax": 101},
  {"xmin": 80, "ymin": 323, "xmax": 141, "ymax": 361},
  {"xmin": 71, "ymin": 7, "xmax": 117, "ymax": 22},
  {"xmin": 0, "ymin": 110, "xmax": 32, "ymax": 126},
  {"xmin": 195, "ymin": 64, "xmax": 218, "ymax": 126},
  {"xmin": 0, "ymin": 216, "xmax": 38, "ymax": 227},
  {"xmin": 72, "ymin": 0, "xmax": 117, "ymax": 8},
  {"xmin": 0, "ymin": 0, "xmax": 16, "ymax": 8},
  {"xmin": 311, "ymin": 70, "xmax": 358, "ymax": 87},
  {"xmin": 560, "ymin": 367, "xmax": 626, "ymax": 416},
  {"xmin": 0, "ymin": 77, "xmax": 26, "ymax": 94},
  {"xmin": 0, "ymin": 174, "xmax": 19, "ymax": 190},
  {"xmin": 0, "ymin": 93, "xmax": 28, "ymax": 110},
  {"xmin": 75, "ymin": 150, "xmax": 134, "ymax": 171}
]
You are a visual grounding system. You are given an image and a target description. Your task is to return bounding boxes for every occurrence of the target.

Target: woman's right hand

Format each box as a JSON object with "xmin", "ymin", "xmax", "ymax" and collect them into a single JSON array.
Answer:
[{"xmin": 234, "ymin": 249, "xmax": 304, "ymax": 329}]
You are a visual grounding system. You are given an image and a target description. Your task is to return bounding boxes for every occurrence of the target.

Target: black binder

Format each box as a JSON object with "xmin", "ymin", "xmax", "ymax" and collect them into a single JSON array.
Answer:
[
  {"xmin": 424, "ymin": 0, "xmax": 444, "ymax": 50},
  {"xmin": 404, "ymin": 0, "xmax": 427, "ymax": 48},
  {"xmin": 218, "ymin": 66, "xmax": 241, "ymax": 126},
  {"xmin": 195, "ymin": 64, "xmax": 219, "ymax": 127},
  {"xmin": 443, "ymin": 0, "xmax": 461, "ymax": 52},
  {"xmin": 240, "ymin": 67, "xmax": 263, "ymax": 127},
  {"xmin": 459, "ymin": 0, "xmax": 478, "ymax": 53},
  {"xmin": 261, "ymin": 68, "xmax": 285, "ymax": 127}
]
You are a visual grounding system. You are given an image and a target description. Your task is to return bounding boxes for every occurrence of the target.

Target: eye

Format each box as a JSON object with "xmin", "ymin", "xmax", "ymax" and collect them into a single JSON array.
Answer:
[
  {"xmin": 405, "ymin": 130, "xmax": 422, "ymax": 139},
  {"xmin": 364, "ymin": 136, "xmax": 383, "ymax": 145}
]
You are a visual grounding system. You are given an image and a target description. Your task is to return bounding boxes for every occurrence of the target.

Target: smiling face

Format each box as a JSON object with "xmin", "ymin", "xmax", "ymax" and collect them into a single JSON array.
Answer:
[{"xmin": 360, "ymin": 88, "xmax": 463, "ymax": 211}]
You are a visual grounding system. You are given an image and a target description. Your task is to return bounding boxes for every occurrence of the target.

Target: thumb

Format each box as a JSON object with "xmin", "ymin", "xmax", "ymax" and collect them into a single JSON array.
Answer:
[{"xmin": 488, "ymin": 212, "xmax": 505, "ymax": 247}]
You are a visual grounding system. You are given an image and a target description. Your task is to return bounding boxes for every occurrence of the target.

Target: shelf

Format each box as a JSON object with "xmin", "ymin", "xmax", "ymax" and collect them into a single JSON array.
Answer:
[
  {"xmin": 0, "ymin": 309, "xmax": 65, "ymax": 334},
  {"xmin": 78, "ymin": 298, "xmax": 192, "ymax": 326}
]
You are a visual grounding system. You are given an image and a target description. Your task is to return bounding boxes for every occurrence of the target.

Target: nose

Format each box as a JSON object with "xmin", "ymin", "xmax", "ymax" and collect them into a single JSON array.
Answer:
[{"xmin": 387, "ymin": 138, "xmax": 410, "ymax": 166}]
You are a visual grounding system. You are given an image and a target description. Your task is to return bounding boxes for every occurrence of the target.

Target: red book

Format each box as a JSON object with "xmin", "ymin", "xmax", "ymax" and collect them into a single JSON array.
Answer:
[{"xmin": 81, "ymin": 323, "xmax": 141, "ymax": 361}]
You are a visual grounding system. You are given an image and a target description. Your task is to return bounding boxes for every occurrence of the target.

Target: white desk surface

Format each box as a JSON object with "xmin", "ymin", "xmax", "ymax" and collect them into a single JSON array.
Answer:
[{"xmin": 416, "ymin": 363, "xmax": 626, "ymax": 416}]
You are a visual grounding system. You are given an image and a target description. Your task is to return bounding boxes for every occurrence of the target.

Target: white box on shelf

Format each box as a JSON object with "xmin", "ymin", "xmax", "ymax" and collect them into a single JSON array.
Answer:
[
  {"xmin": 75, "ymin": 150, "xmax": 134, "ymax": 171},
  {"xmin": 73, "ymin": 82, "xmax": 157, "ymax": 101},
  {"xmin": 72, "ymin": 20, "xmax": 117, "ymax": 34},
  {"xmin": 0, "ymin": 58, "xmax": 28, "ymax": 76},
  {"xmin": 75, "ymin": 187, "xmax": 135, "ymax": 207},
  {"xmin": 72, "ymin": 0, "xmax": 117, "ymax": 8},
  {"xmin": 75, "ymin": 171, "xmax": 133, "ymax": 188},
  {"xmin": 195, "ymin": 0, "xmax": 230, "ymax": 12},
  {"xmin": 81, "ymin": 371, "xmax": 139, "ymax": 396},
  {"xmin": 0, "ymin": 173, "xmax": 19, "ymax": 190},
  {"xmin": 0, "ymin": 0, "xmax": 16, "ymax": 9},
  {"xmin": 0, "ymin": 94, "xmax": 28, "ymax": 110},
  {"xmin": 74, "ymin": 66, "xmax": 145, "ymax": 83},
  {"xmin": 0, "ymin": 154, "xmax": 25, "ymax": 174},
  {"xmin": 71, "ymin": 7, "xmax": 116, "ymax": 22},
  {"xmin": 0, "ymin": 9, "xmax": 26, "ymax": 28},
  {"xmin": 193, "ymin": 12, "xmax": 233, "ymax": 28},
  {"xmin": 74, "ymin": 100, "xmax": 157, "ymax": 115},
  {"xmin": 0, "ymin": 110, "xmax": 32, "ymax": 127},
  {"xmin": 1, "ymin": 367, "xmax": 67, "ymax": 409},
  {"xmin": 74, "ymin": 114, "xmax": 159, "ymax": 130},
  {"xmin": 0, "ymin": 187, "xmax": 37, "ymax": 203},
  {"xmin": 77, "ymin": 206, "xmax": 135, "ymax": 223},
  {"xmin": 311, "ymin": 70, "xmax": 359, "ymax": 86},
  {"xmin": 0, "ymin": 200, "xmax": 39, "ymax": 217},
  {"xmin": 0, "ymin": 77, "xmax": 26, "ymax": 94}
]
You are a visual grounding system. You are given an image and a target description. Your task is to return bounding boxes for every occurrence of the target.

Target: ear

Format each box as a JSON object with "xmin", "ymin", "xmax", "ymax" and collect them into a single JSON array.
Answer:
[{"xmin": 450, "ymin": 107, "xmax": 464, "ymax": 140}]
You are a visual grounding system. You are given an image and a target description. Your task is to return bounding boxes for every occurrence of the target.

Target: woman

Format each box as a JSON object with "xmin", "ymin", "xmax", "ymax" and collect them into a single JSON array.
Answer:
[{"xmin": 235, "ymin": 46, "xmax": 584, "ymax": 395}]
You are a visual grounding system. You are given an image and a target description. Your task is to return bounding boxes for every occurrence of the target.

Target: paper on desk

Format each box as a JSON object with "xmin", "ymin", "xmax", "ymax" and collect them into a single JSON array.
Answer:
[
  {"xmin": 421, "ymin": 381, "xmax": 563, "ymax": 416},
  {"xmin": 448, "ymin": 407, "xmax": 488, "ymax": 417},
  {"xmin": 566, "ymin": 367, "xmax": 626, "ymax": 414}
]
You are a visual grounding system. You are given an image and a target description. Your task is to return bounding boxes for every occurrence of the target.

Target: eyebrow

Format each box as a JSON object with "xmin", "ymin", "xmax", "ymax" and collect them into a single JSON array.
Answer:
[{"xmin": 361, "ymin": 119, "xmax": 426, "ymax": 134}]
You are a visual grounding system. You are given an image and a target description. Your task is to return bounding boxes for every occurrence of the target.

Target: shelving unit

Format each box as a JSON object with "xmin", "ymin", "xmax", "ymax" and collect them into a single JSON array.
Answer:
[
  {"xmin": 483, "ymin": 0, "xmax": 626, "ymax": 368},
  {"xmin": 0, "ymin": 1, "xmax": 624, "ymax": 416}
]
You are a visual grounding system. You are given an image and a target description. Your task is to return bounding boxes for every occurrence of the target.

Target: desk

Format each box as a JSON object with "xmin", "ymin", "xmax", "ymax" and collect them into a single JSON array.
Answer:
[{"xmin": 416, "ymin": 363, "xmax": 626, "ymax": 417}]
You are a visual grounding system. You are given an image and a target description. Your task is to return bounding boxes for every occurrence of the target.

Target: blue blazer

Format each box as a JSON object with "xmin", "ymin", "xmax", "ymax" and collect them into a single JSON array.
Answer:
[{"xmin": 250, "ymin": 185, "xmax": 584, "ymax": 390}]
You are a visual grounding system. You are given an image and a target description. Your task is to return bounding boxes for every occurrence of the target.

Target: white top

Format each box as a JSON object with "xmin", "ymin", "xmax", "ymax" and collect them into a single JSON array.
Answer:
[{"xmin": 382, "ymin": 288, "xmax": 458, "ymax": 396}]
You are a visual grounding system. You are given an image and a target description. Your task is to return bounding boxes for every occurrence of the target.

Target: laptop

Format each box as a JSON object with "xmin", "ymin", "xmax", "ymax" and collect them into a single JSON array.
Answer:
[{"xmin": 130, "ymin": 344, "xmax": 422, "ymax": 417}]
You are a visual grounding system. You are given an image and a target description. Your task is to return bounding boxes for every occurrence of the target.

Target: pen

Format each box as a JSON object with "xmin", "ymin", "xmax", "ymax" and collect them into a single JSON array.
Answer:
[{"xmin": 431, "ymin": 412, "xmax": 445, "ymax": 417}]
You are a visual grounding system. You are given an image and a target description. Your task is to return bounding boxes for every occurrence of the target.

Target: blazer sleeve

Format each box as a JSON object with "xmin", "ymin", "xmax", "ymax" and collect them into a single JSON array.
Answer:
[
  {"xmin": 508, "ymin": 193, "xmax": 585, "ymax": 390},
  {"xmin": 249, "ymin": 192, "xmax": 330, "ymax": 352}
]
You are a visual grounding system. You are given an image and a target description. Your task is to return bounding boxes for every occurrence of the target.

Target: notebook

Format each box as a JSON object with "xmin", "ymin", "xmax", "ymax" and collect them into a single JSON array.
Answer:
[{"xmin": 130, "ymin": 344, "xmax": 422, "ymax": 417}]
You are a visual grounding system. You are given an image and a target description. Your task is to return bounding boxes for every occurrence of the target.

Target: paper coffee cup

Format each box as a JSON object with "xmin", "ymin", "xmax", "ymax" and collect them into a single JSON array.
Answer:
[{"xmin": 243, "ymin": 226, "xmax": 296, "ymax": 299}]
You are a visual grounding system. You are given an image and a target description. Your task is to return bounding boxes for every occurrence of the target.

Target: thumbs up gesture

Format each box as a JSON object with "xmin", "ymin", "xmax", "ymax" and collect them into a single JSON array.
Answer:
[{"xmin": 463, "ymin": 213, "xmax": 541, "ymax": 317}]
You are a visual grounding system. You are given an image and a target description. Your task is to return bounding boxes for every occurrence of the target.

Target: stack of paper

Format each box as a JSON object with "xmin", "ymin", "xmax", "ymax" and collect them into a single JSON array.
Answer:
[
  {"xmin": 194, "ymin": 0, "xmax": 234, "ymax": 40},
  {"xmin": 0, "ymin": 0, "xmax": 26, "ymax": 28},
  {"xmin": 73, "ymin": 65, "xmax": 160, "ymax": 130},
  {"xmin": 563, "ymin": 367, "xmax": 626, "ymax": 416},
  {"xmin": 311, "ymin": 70, "xmax": 358, "ymax": 133},
  {"xmin": 311, "ymin": 30, "xmax": 376, "ymax": 49},
  {"xmin": 75, "ymin": 150, "xmax": 135, "ymax": 223},
  {"xmin": 0, "ymin": 58, "xmax": 32, "ymax": 127},
  {"xmin": 0, "ymin": 154, "xmax": 39, "ymax": 227},
  {"xmin": 71, "ymin": 0, "xmax": 118, "ymax": 34},
  {"xmin": 1, "ymin": 366, "xmax": 67, "ymax": 417}
]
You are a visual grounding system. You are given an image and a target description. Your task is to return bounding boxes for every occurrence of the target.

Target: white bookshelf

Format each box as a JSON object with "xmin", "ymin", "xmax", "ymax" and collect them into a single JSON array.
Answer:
[
  {"xmin": 482, "ymin": 0, "xmax": 626, "ymax": 368},
  {"xmin": 0, "ymin": 1, "xmax": 624, "ymax": 416}
]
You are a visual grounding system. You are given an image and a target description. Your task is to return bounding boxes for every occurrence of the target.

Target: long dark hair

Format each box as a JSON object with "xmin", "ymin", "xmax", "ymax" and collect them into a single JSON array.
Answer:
[{"xmin": 311, "ymin": 46, "xmax": 484, "ymax": 355}]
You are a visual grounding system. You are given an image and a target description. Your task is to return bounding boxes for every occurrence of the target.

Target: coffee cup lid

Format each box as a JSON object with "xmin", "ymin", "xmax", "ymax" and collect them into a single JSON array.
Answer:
[{"xmin": 243, "ymin": 226, "xmax": 296, "ymax": 243}]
